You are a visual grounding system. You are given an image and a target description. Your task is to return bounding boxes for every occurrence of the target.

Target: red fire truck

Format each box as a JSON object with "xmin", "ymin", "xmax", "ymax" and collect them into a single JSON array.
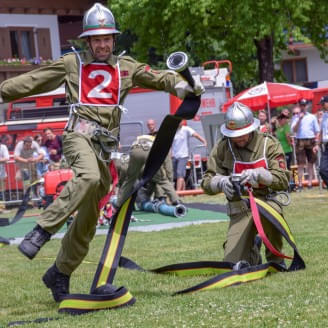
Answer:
[{"xmin": 0, "ymin": 60, "xmax": 234, "ymax": 203}]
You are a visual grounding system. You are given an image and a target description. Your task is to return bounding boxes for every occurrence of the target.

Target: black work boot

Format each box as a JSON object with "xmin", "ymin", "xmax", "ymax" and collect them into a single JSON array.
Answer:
[
  {"xmin": 18, "ymin": 225, "xmax": 52, "ymax": 259},
  {"xmin": 42, "ymin": 263, "xmax": 70, "ymax": 302},
  {"xmin": 278, "ymin": 260, "xmax": 287, "ymax": 270},
  {"xmin": 233, "ymin": 260, "xmax": 250, "ymax": 271},
  {"xmin": 171, "ymin": 199, "xmax": 182, "ymax": 205}
]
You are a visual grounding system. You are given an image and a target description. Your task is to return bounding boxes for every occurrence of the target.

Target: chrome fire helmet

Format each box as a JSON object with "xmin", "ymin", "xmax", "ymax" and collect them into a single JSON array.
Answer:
[
  {"xmin": 79, "ymin": 3, "xmax": 120, "ymax": 38},
  {"xmin": 220, "ymin": 102, "xmax": 260, "ymax": 137}
]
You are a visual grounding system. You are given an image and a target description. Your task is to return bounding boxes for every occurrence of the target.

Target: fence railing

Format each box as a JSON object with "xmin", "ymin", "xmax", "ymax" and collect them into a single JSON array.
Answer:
[
  {"xmin": 0, "ymin": 158, "xmax": 41, "ymax": 206},
  {"xmin": 187, "ymin": 145, "xmax": 208, "ymax": 189}
]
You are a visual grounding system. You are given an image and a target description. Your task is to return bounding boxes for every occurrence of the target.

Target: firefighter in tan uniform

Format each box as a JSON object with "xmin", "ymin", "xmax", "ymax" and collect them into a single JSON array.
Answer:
[
  {"xmin": 201, "ymin": 102, "xmax": 290, "ymax": 268},
  {"xmin": 0, "ymin": 3, "xmax": 204, "ymax": 302},
  {"xmin": 116, "ymin": 135, "xmax": 180, "ymax": 207},
  {"xmin": 146, "ymin": 121, "xmax": 177, "ymax": 203},
  {"xmin": 151, "ymin": 150, "xmax": 178, "ymax": 204}
]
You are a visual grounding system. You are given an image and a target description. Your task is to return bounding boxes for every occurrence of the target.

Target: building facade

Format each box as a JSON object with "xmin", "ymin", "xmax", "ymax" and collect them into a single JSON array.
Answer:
[
  {"xmin": 281, "ymin": 43, "xmax": 328, "ymax": 88},
  {"xmin": 0, "ymin": 0, "xmax": 104, "ymax": 83}
]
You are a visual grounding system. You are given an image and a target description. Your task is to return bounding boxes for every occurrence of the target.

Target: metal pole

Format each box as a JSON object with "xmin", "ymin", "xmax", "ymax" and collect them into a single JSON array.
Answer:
[
  {"xmin": 265, "ymin": 82, "xmax": 272, "ymax": 132},
  {"xmin": 267, "ymin": 102, "xmax": 272, "ymax": 132}
]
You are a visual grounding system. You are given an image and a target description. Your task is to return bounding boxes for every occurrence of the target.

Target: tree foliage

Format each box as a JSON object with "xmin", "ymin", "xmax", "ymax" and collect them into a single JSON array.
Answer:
[{"xmin": 110, "ymin": 0, "xmax": 328, "ymax": 91}]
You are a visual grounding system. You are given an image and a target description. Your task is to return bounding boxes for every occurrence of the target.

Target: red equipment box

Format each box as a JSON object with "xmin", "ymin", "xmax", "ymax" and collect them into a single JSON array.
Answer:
[{"xmin": 44, "ymin": 169, "xmax": 74, "ymax": 195}]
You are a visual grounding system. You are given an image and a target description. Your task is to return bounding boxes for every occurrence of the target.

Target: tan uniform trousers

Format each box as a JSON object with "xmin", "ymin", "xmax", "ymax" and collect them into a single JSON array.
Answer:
[
  {"xmin": 224, "ymin": 198, "xmax": 283, "ymax": 265},
  {"xmin": 37, "ymin": 131, "xmax": 110, "ymax": 275},
  {"xmin": 151, "ymin": 178, "xmax": 178, "ymax": 203},
  {"xmin": 117, "ymin": 144, "xmax": 165, "ymax": 207},
  {"xmin": 153, "ymin": 159, "xmax": 178, "ymax": 203}
]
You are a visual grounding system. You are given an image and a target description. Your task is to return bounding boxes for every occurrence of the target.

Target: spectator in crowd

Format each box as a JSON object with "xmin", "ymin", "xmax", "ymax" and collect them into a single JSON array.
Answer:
[
  {"xmin": 291, "ymin": 106, "xmax": 300, "ymax": 117},
  {"xmin": 258, "ymin": 110, "xmax": 270, "ymax": 133},
  {"xmin": 318, "ymin": 96, "xmax": 328, "ymax": 189},
  {"xmin": 14, "ymin": 136, "xmax": 44, "ymax": 192},
  {"xmin": 270, "ymin": 116, "xmax": 278, "ymax": 135},
  {"xmin": 147, "ymin": 119, "xmax": 158, "ymax": 136},
  {"xmin": 201, "ymin": 102, "xmax": 289, "ymax": 269},
  {"xmin": 172, "ymin": 120, "xmax": 207, "ymax": 191},
  {"xmin": 2, "ymin": 133, "xmax": 16, "ymax": 152},
  {"xmin": 34, "ymin": 134, "xmax": 49, "ymax": 177},
  {"xmin": 291, "ymin": 99, "xmax": 320, "ymax": 190},
  {"xmin": 43, "ymin": 128, "xmax": 62, "ymax": 170},
  {"xmin": 281, "ymin": 108, "xmax": 291, "ymax": 118},
  {"xmin": 316, "ymin": 109, "xmax": 324, "ymax": 126},
  {"xmin": 0, "ymin": 135, "xmax": 10, "ymax": 213},
  {"xmin": 275, "ymin": 111, "xmax": 293, "ymax": 170}
]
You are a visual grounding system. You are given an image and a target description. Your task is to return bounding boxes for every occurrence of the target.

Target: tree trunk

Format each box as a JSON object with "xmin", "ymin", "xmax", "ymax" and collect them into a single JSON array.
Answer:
[{"xmin": 254, "ymin": 34, "xmax": 274, "ymax": 83}]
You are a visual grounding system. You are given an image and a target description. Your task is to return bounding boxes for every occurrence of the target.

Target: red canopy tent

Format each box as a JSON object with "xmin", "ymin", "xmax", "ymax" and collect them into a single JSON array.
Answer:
[{"xmin": 222, "ymin": 82, "xmax": 314, "ymax": 112}]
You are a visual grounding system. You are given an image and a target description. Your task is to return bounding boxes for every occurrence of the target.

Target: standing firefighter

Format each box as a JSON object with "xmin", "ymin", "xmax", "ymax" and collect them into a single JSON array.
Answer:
[
  {"xmin": 0, "ymin": 3, "xmax": 204, "ymax": 302},
  {"xmin": 201, "ymin": 102, "xmax": 290, "ymax": 267}
]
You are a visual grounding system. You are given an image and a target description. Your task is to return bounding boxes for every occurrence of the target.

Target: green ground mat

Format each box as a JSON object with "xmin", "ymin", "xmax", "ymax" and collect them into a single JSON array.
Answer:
[
  {"xmin": 114, "ymin": 208, "xmax": 227, "ymax": 227},
  {"xmin": 0, "ymin": 207, "xmax": 228, "ymax": 239}
]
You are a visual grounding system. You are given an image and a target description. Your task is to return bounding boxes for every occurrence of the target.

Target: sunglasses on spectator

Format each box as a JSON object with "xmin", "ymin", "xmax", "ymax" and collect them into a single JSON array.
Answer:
[{"xmin": 293, "ymin": 112, "xmax": 300, "ymax": 115}]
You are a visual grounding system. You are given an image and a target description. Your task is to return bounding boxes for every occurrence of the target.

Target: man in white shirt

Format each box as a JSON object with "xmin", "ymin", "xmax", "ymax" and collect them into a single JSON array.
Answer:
[
  {"xmin": 172, "ymin": 121, "xmax": 207, "ymax": 190},
  {"xmin": 0, "ymin": 136, "xmax": 10, "ymax": 213},
  {"xmin": 319, "ymin": 96, "xmax": 328, "ymax": 189},
  {"xmin": 14, "ymin": 136, "xmax": 44, "ymax": 192},
  {"xmin": 291, "ymin": 99, "xmax": 320, "ymax": 190}
]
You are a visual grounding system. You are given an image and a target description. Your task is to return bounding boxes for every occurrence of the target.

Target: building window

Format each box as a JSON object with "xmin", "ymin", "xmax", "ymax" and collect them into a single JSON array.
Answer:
[
  {"xmin": 0, "ymin": 27, "xmax": 51, "ymax": 60},
  {"xmin": 9, "ymin": 28, "xmax": 35, "ymax": 59},
  {"xmin": 281, "ymin": 58, "xmax": 308, "ymax": 83}
]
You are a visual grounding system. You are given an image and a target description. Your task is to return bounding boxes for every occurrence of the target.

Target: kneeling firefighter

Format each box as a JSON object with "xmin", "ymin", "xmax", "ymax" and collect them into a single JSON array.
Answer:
[{"xmin": 201, "ymin": 102, "xmax": 291, "ymax": 267}]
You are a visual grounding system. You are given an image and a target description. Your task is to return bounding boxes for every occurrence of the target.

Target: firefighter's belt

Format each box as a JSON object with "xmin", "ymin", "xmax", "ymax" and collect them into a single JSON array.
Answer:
[
  {"xmin": 66, "ymin": 115, "xmax": 118, "ymax": 142},
  {"xmin": 118, "ymin": 191, "xmax": 305, "ymax": 295},
  {"xmin": 131, "ymin": 140, "xmax": 153, "ymax": 151},
  {"xmin": 56, "ymin": 93, "xmax": 202, "ymax": 315},
  {"xmin": 66, "ymin": 114, "xmax": 96, "ymax": 135}
]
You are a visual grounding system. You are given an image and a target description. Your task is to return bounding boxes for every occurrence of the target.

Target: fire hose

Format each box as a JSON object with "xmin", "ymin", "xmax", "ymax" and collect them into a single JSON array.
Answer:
[{"xmin": 140, "ymin": 200, "xmax": 187, "ymax": 218}]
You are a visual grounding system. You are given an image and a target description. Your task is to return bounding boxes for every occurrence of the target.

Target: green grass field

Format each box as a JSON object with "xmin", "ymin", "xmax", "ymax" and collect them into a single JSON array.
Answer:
[{"xmin": 0, "ymin": 190, "xmax": 328, "ymax": 327}]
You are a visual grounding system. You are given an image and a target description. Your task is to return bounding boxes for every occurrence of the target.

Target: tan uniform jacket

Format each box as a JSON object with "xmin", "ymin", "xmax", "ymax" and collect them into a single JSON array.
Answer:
[
  {"xmin": 0, "ymin": 49, "xmax": 183, "ymax": 131},
  {"xmin": 201, "ymin": 131, "xmax": 290, "ymax": 198}
]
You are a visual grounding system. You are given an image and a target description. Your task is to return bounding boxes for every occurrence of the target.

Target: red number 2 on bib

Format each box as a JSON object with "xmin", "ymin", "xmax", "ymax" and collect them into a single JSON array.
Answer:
[{"xmin": 80, "ymin": 63, "xmax": 120, "ymax": 105}]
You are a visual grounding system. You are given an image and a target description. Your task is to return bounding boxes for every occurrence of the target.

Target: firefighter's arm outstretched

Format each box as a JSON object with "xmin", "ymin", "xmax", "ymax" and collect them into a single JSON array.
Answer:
[{"xmin": 0, "ymin": 59, "xmax": 66, "ymax": 103}]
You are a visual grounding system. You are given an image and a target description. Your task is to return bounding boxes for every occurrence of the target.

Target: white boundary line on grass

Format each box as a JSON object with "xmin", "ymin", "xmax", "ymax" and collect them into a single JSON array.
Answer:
[
  {"xmin": 100, "ymin": 219, "xmax": 228, "ymax": 233},
  {"xmin": 8, "ymin": 219, "xmax": 228, "ymax": 245}
]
